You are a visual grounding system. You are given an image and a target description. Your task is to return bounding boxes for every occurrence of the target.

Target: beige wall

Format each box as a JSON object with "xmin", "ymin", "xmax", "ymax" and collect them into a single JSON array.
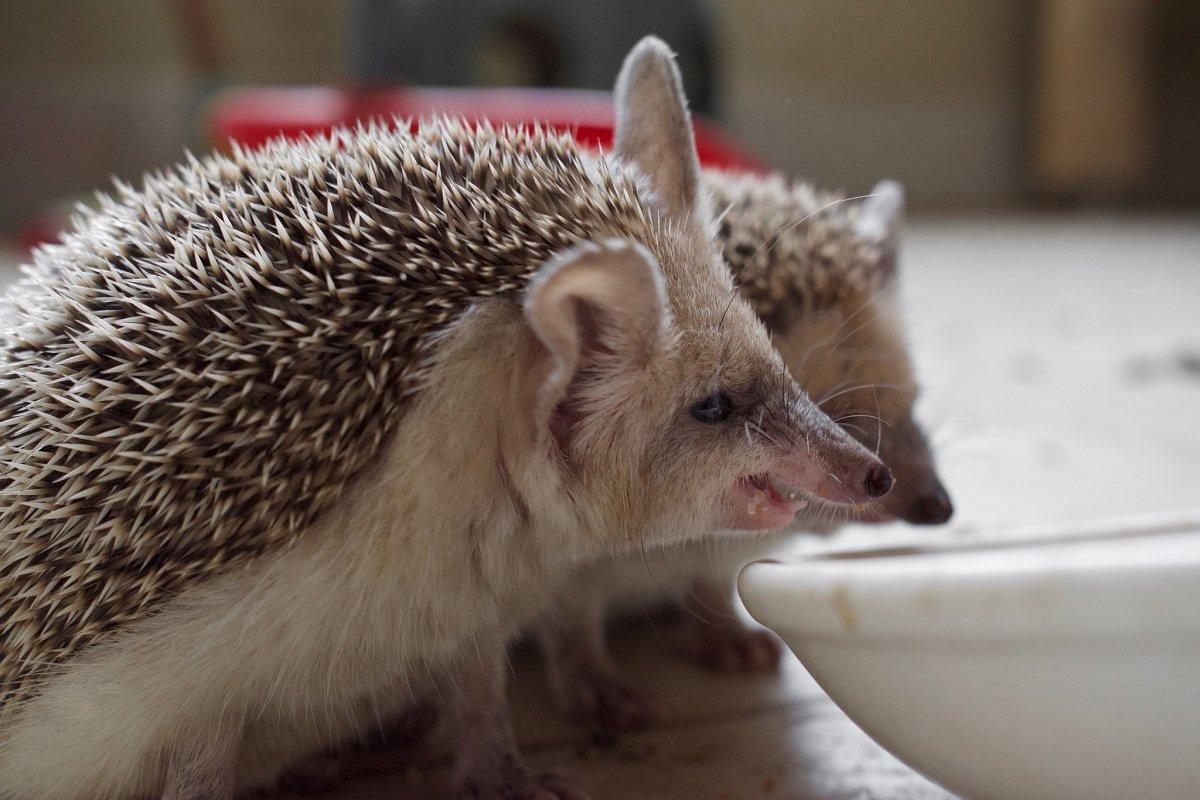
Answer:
[
  {"xmin": 0, "ymin": 1, "xmax": 1069, "ymax": 227},
  {"xmin": 0, "ymin": 1, "xmax": 346, "ymax": 225},
  {"xmin": 1, "ymin": 2, "xmax": 182, "ymax": 225},
  {"xmin": 0, "ymin": 1, "xmax": 1032, "ymax": 225},
  {"xmin": 714, "ymin": 0, "xmax": 1027, "ymax": 207}
]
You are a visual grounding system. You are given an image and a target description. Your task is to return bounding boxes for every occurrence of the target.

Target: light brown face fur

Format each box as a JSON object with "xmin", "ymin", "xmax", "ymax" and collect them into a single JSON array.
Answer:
[
  {"xmin": 525, "ymin": 240, "xmax": 886, "ymax": 552},
  {"xmin": 515, "ymin": 40, "xmax": 892, "ymax": 550}
]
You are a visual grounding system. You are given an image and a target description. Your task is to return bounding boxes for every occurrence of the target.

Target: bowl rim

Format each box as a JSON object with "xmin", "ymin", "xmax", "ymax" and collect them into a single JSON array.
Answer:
[{"xmin": 738, "ymin": 510, "xmax": 1200, "ymax": 643}]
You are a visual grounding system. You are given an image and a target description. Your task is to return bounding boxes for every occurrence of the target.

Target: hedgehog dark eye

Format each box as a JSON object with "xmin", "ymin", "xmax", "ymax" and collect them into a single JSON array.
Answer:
[{"xmin": 690, "ymin": 391, "xmax": 734, "ymax": 423}]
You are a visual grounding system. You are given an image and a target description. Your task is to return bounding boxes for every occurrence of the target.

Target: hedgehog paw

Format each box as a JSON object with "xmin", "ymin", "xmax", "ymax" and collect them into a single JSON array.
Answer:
[
  {"xmin": 568, "ymin": 668, "xmax": 663, "ymax": 733},
  {"xmin": 690, "ymin": 622, "xmax": 784, "ymax": 673}
]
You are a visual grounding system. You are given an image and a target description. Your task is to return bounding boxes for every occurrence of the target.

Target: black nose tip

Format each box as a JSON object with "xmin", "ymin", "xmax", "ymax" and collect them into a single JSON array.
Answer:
[
  {"xmin": 865, "ymin": 465, "xmax": 893, "ymax": 498},
  {"xmin": 907, "ymin": 487, "xmax": 954, "ymax": 525}
]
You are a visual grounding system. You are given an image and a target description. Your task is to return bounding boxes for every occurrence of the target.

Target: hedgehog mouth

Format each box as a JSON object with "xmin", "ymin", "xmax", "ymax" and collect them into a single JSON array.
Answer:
[{"xmin": 729, "ymin": 472, "xmax": 811, "ymax": 530}]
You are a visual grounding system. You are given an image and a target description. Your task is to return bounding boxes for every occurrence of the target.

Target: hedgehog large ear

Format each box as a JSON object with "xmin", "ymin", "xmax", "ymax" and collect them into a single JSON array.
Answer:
[
  {"xmin": 613, "ymin": 36, "xmax": 702, "ymax": 218},
  {"xmin": 524, "ymin": 239, "xmax": 670, "ymax": 456},
  {"xmin": 856, "ymin": 179, "xmax": 906, "ymax": 277}
]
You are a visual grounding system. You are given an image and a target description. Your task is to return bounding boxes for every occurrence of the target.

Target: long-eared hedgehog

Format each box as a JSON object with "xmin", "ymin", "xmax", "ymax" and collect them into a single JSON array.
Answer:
[
  {"xmin": 0, "ymin": 119, "xmax": 653, "ymax": 711},
  {"xmin": 0, "ymin": 37, "xmax": 889, "ymax": 800}
]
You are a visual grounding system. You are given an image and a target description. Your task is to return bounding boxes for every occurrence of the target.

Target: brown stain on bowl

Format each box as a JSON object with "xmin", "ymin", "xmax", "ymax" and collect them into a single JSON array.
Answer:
[{"xmin": 829, "ymin": 584, "xmax": 859, "ymax": 632}]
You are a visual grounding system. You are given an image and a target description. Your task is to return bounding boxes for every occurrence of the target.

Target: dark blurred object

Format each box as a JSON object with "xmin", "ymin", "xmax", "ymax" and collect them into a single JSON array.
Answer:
[
  {"xmin": 1155, "ymin": 1, "xmax": 1200, "ymax": 207},
  {"xmin": 207, "ymin": 86, "xmax": 763, "ymax": 172},
  {"xmin": 348, "ymin": 0, "xmax": 719, "ymax": 116},
  {"xmin": 174, "ymin": 0, "xmax": 222, "ymax": 79},
  {"xmin": 1029, "ymin": 0, "xmax": 1200, "ymax": 206},
  {"xmin": 1030, "ymin": 0, "xmax": 1155, "ymax": 203}
]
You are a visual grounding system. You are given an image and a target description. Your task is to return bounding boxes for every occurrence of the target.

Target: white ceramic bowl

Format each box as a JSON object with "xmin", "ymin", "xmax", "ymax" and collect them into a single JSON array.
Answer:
[{"xmin": 738, "ymin": 510, "xmax": 1200, "ymax": 800}]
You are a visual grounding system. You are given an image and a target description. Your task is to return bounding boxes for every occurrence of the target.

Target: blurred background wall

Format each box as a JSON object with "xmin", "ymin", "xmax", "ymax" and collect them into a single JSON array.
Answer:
[{"xmin": 1, "ymin": 0, "xmax": 1197, "ymax": 232}]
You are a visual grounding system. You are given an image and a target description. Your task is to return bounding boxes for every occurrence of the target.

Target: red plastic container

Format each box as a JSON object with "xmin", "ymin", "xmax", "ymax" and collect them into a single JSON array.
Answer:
[
  {"xmin": 17, "ymin": 86, "xmax": 764, "ymax": 255},
  {"xmin": 207, "ymin": 86, "xmax": 764, "ymax": 172}
]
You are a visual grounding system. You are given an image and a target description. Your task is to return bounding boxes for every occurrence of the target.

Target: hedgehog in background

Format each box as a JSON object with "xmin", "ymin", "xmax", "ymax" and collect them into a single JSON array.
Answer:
[
  {"xmin": 0, "ymin": 38, "xmax": 889, "ymax": 800},
  {"xmin": 713, "ymin": 171, "xmax": 952, "ymax": 527},
  {"xmin": 537, "ymin": 171, "xmax": 953, "ymax": 733}
]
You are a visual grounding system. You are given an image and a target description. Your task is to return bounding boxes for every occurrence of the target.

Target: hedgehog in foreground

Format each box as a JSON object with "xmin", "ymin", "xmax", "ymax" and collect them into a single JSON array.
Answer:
[
  {"xmin": 535, "ymin": 171, "xmax": 955, "ymax": 733},
  {"xmin": 0, "ymin": 38, "xmax": 889, "ymax": 800}
]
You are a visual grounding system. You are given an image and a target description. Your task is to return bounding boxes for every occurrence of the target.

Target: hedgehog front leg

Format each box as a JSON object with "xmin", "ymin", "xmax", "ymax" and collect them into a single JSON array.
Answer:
[
  {"xmin": 161, "ymin": 727, "xmax": 239, "ymax": 800},
  {"xmin": 681, "ymin": 573, "xmax": 783, "ymax": 672},
  {"xmin": 449, "ymin": 647, "xmax": 587, "ymax": 800},
  {"xmin": 538, "ymin": 580, "xmax": 663, "ymax": 733}
]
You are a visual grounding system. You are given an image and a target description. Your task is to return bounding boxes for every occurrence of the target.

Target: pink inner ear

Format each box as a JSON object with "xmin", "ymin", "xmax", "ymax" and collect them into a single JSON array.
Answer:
[
  {"xmin": 573, "ymin": 298, "xmax": 614, "ymax": 359},
  {"xmin": 549, "ymin": 300, "xmax": 613, "ymax": 463},
  {"xmin": 549, "ymin": 395, "xmax": 582, "ymax": 461}
]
